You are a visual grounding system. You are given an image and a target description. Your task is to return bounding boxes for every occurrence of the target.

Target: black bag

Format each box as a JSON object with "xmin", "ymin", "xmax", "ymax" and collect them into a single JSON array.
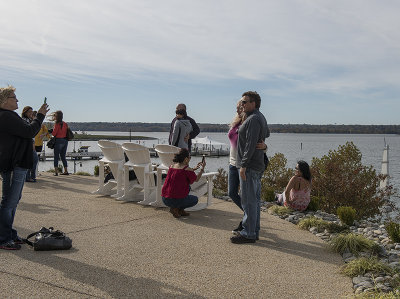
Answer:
[
  {"xmin": 67, "ymin": 127, "xmax": 74, "ymax": 141},
  {"xmin": 25, "ymin": 227, "xmax": 72, "ymax": 251},
  {"xmin": 264, "ymin": 153, "xmax": 269, "ymax": 171},
  {"xmin": 47, "ymin": 137, "xmax": 56, "ymax": 149}
]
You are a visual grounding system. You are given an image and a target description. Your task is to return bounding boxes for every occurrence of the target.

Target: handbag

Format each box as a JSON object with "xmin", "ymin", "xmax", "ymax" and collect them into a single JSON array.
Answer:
[
  {"xmin": 25, "ymin": 227, "xmax": 72, "ymax": 251},
  {"xmin": 47, "ymin": 137, "xmax": 56, "ymax": 149},
  {"xmin": 67, "ymin": 127, "xmax": 74, "ymax": 141}
]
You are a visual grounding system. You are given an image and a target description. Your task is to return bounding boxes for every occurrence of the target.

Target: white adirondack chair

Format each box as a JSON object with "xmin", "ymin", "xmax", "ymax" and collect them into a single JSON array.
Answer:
[
  {"xmin": 151, "ymin": 145, "xmax": 180, "ymax": 207},
  {"xmin": 121, "ymin": 142, "xmax": 157, "ymax": 205},
  {"xmin": 186, "ymin": 171, "xmax": 218, "ymax": 211},
  {"xmin": 93, "ymin": 140, "xmax": 125, "ymax": 198}
]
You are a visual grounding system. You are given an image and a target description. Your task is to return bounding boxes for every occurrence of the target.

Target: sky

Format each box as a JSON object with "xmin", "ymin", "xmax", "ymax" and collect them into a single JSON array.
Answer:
[{"xmin": 1, "ymin": 0, "xmax": 399, "ymax": 125}]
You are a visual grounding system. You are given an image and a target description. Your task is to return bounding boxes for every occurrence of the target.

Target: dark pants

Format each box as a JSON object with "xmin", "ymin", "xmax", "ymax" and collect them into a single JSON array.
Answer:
[
  {"xmin": 54, "ymin": 138, "xmax": 68, "ymax": 168},
  {"xmin": 228, "ymin": 164, "xmax": 242, "ymax": 211},
  {"xmin": 162, "ymin": 195, "xmax": 198, "ymax": 209}
]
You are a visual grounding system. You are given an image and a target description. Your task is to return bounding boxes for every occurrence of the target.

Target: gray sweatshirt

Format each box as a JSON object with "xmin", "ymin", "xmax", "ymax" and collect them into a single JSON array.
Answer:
[
  {"xmin": 172, "ymin": 119, "xmax": 193, "ymax": 149},
  {"xmin": 237, "ymin": 109, "xmax": 270, "ymax": 172}
]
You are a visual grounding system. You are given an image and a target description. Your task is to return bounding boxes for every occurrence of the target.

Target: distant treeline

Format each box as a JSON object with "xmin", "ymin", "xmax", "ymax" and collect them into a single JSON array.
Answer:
[{"xmin": 57, "ymin": 122, "xmax": 400, "ymax": 134}]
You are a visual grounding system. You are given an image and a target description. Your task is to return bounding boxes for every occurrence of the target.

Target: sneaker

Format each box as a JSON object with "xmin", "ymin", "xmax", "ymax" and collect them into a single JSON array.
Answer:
[
  {"xmin": 53, "ymin": 173, "xmax": 58, "ymax": 176},
  {"xmin": 232, "ymin": 221, "xmax": 243, "ymax": 234},
  {"xmin": 60, "ymin": 172, "xmax": 69, "ymax": 175},
  {"xmin": 14, "ymin": 236, "xmax": 25, "ymax": 245},
  {"xmin": 230, "ymin": 234, "xmax": 256, "ymax": 244},
  {"xmin": 0, "ymin": 241, "xmax": 21, "ymax": 250}
]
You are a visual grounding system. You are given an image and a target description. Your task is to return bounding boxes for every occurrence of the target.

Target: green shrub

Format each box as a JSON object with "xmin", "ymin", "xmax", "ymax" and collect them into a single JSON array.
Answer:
[
  {"xmin": 385, "ymin": 221, "xmax": 400, "ymax": 243},
  {"xmin": 298, "ymin": 216, "xmax": 329, "ymax": 232},
  {"xmin": 325, "ymin": 222, "xmax": 349, "ymax": 234},
  {"xmin": 212, "ymin": 168, "xmax": 228, "ymax": 195},
  {"xmin": 311, "ymin": 142, "xmax": 395, "ymax": 220},
  {"xmin": 330, "ymin": 233, "xmax": 381, "ymax": 256},
  {"xmin": 307, "ymin": 196, "xmax": 320, "ymax": 211},
  {"xmin": 94, "ymin": 165, "xmax": 99, "ymax": 176},
  {"xmin": 75, "ymin": 171, "xmax": 91, "ymax": 176},
  {"xmin": 261, "ymin": 153, "xmax": 294, "ymax": 193},
  {"xmin": 268, "ymin": 205, "xmax": 293, "ymax": 216},
  {"xmin": 261, "ymin": 187, "xmax": 275, "ymax": 202},
  {"xmin": 212, "ymin": 188, "xmax": 226, "ymax": 198},
  {"xmin": 341, "ymin": 257, "xmax": 394, "ymax": 277},
  {"xmin": 337, "ymin": 206, "xmax": 356, "ymax": 226}
]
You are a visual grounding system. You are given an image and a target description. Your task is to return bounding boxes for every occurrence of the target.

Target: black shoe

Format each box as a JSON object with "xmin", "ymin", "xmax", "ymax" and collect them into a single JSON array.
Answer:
[
  {"xmin": 232, "ymin": 231, "xmax": 259, "ymax": 240},
  {"xmin": 232, "ymin": 221, "xmax": 243, "ymax": 234},
  {"xmin": 0, "ymin": 241, "xmax": 21, "ymax": 250},
  {"xmin": 230, "ymin": 234, "xmax": 256, "ymax": 244},
  {"xmin": 14, "ymin": 236, "xmax": 25, "ymax": 245}
]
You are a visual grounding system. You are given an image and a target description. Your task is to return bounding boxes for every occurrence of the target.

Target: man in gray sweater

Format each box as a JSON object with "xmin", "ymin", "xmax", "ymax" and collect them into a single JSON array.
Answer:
[{"xmin": 231, "ymin": 91, "xmax": 270, "ymax": 244}]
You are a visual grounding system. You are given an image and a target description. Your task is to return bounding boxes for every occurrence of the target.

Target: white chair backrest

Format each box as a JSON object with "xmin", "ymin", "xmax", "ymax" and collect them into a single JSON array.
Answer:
[
  {"xmin": 98, "ymin": 140, "xmax": 124, "ymax": 162},
  {"xmin": 122, "ymin": 143, "xmax": 153, "ymax": 187},
  {"xmin": 155, "ymin": 145, "xmax": 180, "ymax": 168},
  {"xmin": 122, "ymin": 142, "xmax": 151, "ymax": 165}
]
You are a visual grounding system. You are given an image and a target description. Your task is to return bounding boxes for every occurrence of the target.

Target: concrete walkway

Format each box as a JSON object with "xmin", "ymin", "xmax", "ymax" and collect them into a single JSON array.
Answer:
[{"xmin": 0, "ymin": 173, "xmax": 352, "ymax": 298}]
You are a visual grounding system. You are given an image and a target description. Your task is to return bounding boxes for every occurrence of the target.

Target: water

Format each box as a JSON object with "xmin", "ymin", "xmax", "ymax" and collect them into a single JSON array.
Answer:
[{"xmin": 38, "ymin": 132, "xmax": 400, "ymax": 195}]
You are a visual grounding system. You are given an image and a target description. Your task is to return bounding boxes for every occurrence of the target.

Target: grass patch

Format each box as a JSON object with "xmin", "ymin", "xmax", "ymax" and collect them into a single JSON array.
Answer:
[
  {"xmin": 297, "ymin": 216, "xmax": 349, "ymax": 233},
  {"xmin": 74, "ymin": 171, "xmax": 91, "ymax": 176},
  {"xmin": 298, "ymin": 216, "xmax": 330, "ymax": 232},
  {"xmin": 354, "ymin": 291, "xmax": 400, "ymax": 299},
  {"xmin": 341, "ymin": 257, "xmax": 394, "ymax": 277},
  {"xmin": 330, "ymin": 233, "xmax": 381, "ymax": 256},
  {"xmin": 268, "ymin": 205, "xmax": 293, "ymax": 216}
]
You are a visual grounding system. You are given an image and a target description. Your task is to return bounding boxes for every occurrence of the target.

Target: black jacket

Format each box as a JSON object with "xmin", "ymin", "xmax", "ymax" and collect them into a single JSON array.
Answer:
[{"xmin": 0, "ymin": 109, "xmax": 44, "ymax": 172}]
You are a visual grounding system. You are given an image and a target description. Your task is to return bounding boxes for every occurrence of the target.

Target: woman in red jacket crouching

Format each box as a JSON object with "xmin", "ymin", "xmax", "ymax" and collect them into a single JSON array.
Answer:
[{"xmin": 161, "ymin": 148, "xmax": 205, "ymax": 218}]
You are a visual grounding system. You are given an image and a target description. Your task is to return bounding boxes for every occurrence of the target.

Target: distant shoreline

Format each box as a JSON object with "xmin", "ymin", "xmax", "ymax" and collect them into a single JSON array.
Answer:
[{"xmin": 53, "ymin": 122, "xmax": 400, "ymax": 135}]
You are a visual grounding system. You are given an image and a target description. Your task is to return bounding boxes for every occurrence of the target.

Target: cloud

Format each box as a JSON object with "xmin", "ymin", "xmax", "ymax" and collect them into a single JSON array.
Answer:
[{"xmin": 1, "ymin": 0, "xmax": 400, "ymax": 100}]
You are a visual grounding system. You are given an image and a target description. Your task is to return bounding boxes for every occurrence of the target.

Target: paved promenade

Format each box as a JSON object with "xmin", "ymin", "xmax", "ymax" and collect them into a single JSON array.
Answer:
[{"xmin": 0, "ymin": 172, "xmax": 352, "ymax": 298}]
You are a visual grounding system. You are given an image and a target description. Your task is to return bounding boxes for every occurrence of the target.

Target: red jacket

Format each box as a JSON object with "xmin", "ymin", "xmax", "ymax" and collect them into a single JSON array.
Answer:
[
  {"xmin": 161, "ymin": 166, "xmax": 197, "ymax": 199},
  {"xmin": 52, "ymin": 122, "xmax": 68, "ymax": 138}
]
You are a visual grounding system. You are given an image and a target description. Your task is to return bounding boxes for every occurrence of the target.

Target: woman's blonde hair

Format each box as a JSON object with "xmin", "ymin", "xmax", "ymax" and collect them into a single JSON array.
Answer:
[
  {"xmin": 230, "ymin": 99, "xmax": 246, "ymax": 128},
  {"xmin": 0, "ymin": 85, "xmax": 16, "ymax": 107}
]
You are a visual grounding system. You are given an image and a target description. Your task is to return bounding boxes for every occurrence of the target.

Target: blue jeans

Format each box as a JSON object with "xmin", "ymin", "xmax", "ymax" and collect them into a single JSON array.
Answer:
[
  {"xmin": 26, "ymin": 150, "xmax": 38, "ymax": 180},
  {"xmin": 162, "ymin": 195, "xmax": 198, "ymax": 209},
  {"xmin": 228, "ymin": 164, "xmax": 242, "ymax": 211},
  {"xmin": 0, "ymin": 167, "xmax": 28, "ymax": 244},
  {"xmin": 239, "ymin": 168, "xmax": 262, "ymax": 240},
  {"xmin": 54, "ymin": 138, "xmax": 68, "ymax": 168}
]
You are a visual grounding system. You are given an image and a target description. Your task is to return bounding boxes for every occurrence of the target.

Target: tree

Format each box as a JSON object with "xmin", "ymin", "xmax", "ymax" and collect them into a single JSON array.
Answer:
[{"xmin": 311, "ymin": 142, "xmax": 395, "ymax": 220}]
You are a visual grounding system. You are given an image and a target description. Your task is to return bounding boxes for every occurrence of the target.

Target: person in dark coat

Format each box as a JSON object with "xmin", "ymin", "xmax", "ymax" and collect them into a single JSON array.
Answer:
[
  {"xmin": 0, "ymin": 86, "xmax": 49, "ymax": 250},
  {"xmin": 168, "ymin": 103, "xmax": 200, "ymax": 152}
]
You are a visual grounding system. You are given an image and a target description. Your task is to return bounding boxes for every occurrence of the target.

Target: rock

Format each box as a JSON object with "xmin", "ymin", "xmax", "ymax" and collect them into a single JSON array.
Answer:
[
  {"xmin": 358, "ymin": 281, "xmax": 374, "ymax": 289},
  {"xmin": 389, "ymin": 262, "xmax": 400, "ymax": 269},
  {"xmin": 353, "ymin": 275, "xmax": 371, "ymax": 285},
  {"xmin": 309, "ymin": 227, "xmax": 318, "ymax": 233},
  {"xmin": 395, "ymin": 244, "xmax": 400, "ymax": 250},
  {"xmin": 374, "ymin": 277, "xmax": 385, "ymax": 283},
  {"xmin": 354, "ymin": 286, "xmax": 365, "ymax": 294},
  {"xmin": 343, "ymin": 252, "xmax": 354, "ymax": 260},
  {"xmin": 389, "ymin": 255, "xmax": 399, "ymax": 263},
  {"xmin": 373, "ymin": 229, "xmax": 383, "ymax": 235}
]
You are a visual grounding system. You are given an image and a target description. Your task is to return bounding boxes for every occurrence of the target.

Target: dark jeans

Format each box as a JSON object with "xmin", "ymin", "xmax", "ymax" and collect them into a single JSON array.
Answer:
[
  {"xmin": 162, "ymin": 195, "xmax": 198, "ymax": 209},
  {"xmin": 26, "ymin": 150, "xmax": 38, "ymax": 180},
  {"xmin": 0, "ymin": 167, "xmax": 28, "ymax": 244},
  {"xmin": 228, "ymin": 164, "xmax": 242, "ymax": 211},
  {"xmin": 54, "ymin": 138, "xmax": 68, "ymax": 168}
]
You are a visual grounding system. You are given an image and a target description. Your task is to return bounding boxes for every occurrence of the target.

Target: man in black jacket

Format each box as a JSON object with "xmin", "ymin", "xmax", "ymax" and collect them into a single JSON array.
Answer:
[
  {"xmin": 0, "ymin": 86, "xmax": 49, "ymax": 250},
  {"xmin": 168, "ymin": 103, "xmax": 200, "ymax": 152}
]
